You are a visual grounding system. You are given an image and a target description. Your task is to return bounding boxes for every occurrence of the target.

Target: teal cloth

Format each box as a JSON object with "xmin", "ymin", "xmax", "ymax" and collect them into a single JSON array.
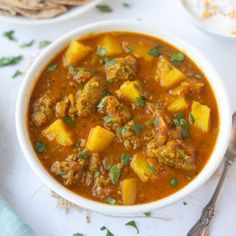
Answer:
[{"xmin": 0, "ymin": 195, "xmax": 34, "ymax": 236}]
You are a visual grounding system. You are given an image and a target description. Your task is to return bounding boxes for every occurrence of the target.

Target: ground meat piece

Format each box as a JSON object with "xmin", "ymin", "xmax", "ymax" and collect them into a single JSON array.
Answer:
[
  {"xmin": 92, "ymin": 175, "xmax": 111, "ymax": 199},
  {"xmin": 73, "ymin": 67, "xmax": 92, "ymax": 84},
  {"xmin": 51, "ymin": 154, "xmax": 88, "ymax": 186},
  {"xmin": 55, "ymin": 99, "xmax": 69, "ymax": 118},
  {"xmin": 89, "ymin": 153, "xmax": 100, "ymax": 171},
  {"xmin": 32, "ymin": 94, "xmax": 54, "ymax": 126},
  {"xmin": 76, "ymin": 77, "xmax": 104, "ymax": 117},
  {"xmin": 105, "ymin": 55, "xmax": 137, "ymax": 83},
  {"xmin": 152, "ymin": 140, "xmax": 196, "ymax": 171},
  {"xmin": 98, "ymin": 95, "xmax": 131, "ymax": 128}
]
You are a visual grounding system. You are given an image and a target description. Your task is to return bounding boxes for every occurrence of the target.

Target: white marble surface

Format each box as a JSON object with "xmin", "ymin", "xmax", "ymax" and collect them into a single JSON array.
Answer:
[{"xmin": 0, "ymin": 0, "xmax": 236, "ymax": 235}]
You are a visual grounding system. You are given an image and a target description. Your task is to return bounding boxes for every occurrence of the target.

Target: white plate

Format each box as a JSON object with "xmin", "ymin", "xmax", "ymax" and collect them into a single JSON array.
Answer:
[
  {"xmin": 0, "ymin": 0, "xmax": 102, "ymax": 25},
  {"xmin": 178, "ymin": 0, "xmax": 236, "ymax": 39}
]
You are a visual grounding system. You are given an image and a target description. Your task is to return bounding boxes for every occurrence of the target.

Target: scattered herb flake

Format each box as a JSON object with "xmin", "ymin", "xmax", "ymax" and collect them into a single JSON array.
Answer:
[
  {"xmin": 131, "ymin": 124, "xmax": 142, "ymax": 134},
  {"xmin": 121, "ymin": 153, "xmax": 132, "ymax": 164},
  {"xmin": 0, "ymin": 55, "xmax": 23, "ymax": 67},
  {"xmin": 73, "ymin": 233, "xmax": 84, "ymax": 236},
  {"xmin": 96, "ymin": 4, "xmax": 113, "ymax": 13},
  {"xmin": 97, "ymin": 48, "xmax": 107, "ymax": 56},
  {"xmin": 35, "ymin": 141, "xmax": 46, "ymax": 154},
  {"xmin": 105, "ymin": 58, "xmax": 116, "ymax": 66},
  {"xmin": 118, "ymin": 126, "xmax": 127, "ymax": 136},
  {"xmin": 39, "ymin": 40, "xmax": 51, "ymax": 49},
  {"xmin": 170, "ymin": 53, "xmax": 185, "ymax": 67},
  {"xmin": 125, "ymin": 220, "xmax": 139, "ymax": 234},
  {"xmin": 183, "ymin": 201, "xmax": 187, "ymax": 206},
  {"xmin": 153, "ymin": 118, "xmax": 159, "ymax": 127},
  {"xmin": 123, "ymin": 2, "xmax": 130, "ymax": 7},
  {"xmin": 94, "ymin": 171, "xmax": 100, "ymax": 179},
  {"xmin": 194, "ymin": 73, "xmax": 202, "ymax": 79},
  {"xmin": 47, "ymin": 63, "xmax": 57, "ymax": 72},
  {"xmin": 63, "ymin": 116, "xmax": 76, "ymax": 127},
  {"xmin": 107, "ymin": 197, "xmax": 116, "ymax": 205},
  {"xmin": 146, "ymin": 162, "xmax": 155, "ymax": 175},
  {"xmin": 136, "ymin": 95, "xmax": 146, "ymax": 107},
  {"xmin": 144, "ymin": 212, "xmax": 152, "ymax": 217},
  {"xmin": 97, "ymin": 97, "xmax": 107, "ymax": 111},
  {"xmin": 173, "ymin": 114, "xmax": 189, "ymax": 139},
  {"xmin": 110, "ymin": 165, "xmax": 121, "ymax": 185},
  {"xmin": 12, "ymin": 70, "xmax": 23, "ymax": 78},
  {"xmin": 20, "ymin": 40, "xmax": 35, "ymax": 48},
  {"xmin": 170, "ymin": 177, "xmax": 178, "ymax": 186},
  {"xmin": 100, "ymin": 226, "xmax": 114, "ymax": 236},
  {"xmin": 148, "ymin": 44, "xmax": 162, "ymax": 57},
  {"xmin": 69, "ymin": 65, "xmax": 77, "ymax": 74},
  {"xmin": 189, "ymin": 113, "xmax": 195, "ymax": 124},
  {"xmin": 124, "ymin": 45, "xmax": 134, "ymax": 53},
  {"xmin": 3, "ymin": 30, "xmax": 17, "ymax": 41},
  {"xmin": 103, "ymin": 115, "xmax": 113, "ymax": 124},
  {"xmin": 79, "ymin": 151, "xmax": 89, "ymax": 160}
]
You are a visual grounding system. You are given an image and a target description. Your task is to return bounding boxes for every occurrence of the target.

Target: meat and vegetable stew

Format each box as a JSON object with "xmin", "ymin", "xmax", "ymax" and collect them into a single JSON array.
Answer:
[{"xmin": 28, "ymin": 32, "xmax": 219, "ymax": 205}]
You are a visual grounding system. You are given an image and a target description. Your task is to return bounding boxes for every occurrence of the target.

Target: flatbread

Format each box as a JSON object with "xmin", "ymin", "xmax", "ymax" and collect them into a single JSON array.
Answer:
[{"xmin": 49, "ymin": 0, "xmax": 88, "ymax": 6}]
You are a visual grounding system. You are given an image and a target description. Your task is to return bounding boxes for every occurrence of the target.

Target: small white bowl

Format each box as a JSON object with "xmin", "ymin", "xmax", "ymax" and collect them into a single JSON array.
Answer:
[
  {"xmin": 16, "ymin": 20, "xmax": 232, "ymax": 215},
  {"xmin": 178, "ymin": 0, "xmax": 236, "ymax": 38},
  {"xmin": 0, "ymin": 0, "xmax": 102, "ymax": 25}
]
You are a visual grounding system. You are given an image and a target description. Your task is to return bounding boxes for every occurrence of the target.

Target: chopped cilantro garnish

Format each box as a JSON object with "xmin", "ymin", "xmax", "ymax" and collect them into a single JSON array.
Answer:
[
  {"xmin": 194, "ymin": 73, "xmax": 202, "ymax": 79},
  {"xmin": 79, "ymin": 151, "xmax": 89, "ymax": 160},
  {"xmin": 96, "ymin": 4, "xmax": 113, "ymax": 13},
  {"xmin": 131, "ymin": 124, "xmax": 142, "ymax": 134},
  {"xmin": 105, "ymin": 58, "xmax": 116, "ymax": 66},
  {"xmin": 189, "ymin": 113, "xmax": 195, "ymax": 124},
  {"xmin": 97, "ymin": 97, "xmax": 107, "ymax": 111},
  {"xmin": 73, "ymin": 233, "xmax": 84, "ymax": 236},
  {"xmin": 94, "ymin": 171, "xmax": 100, "ymax": 179},
  {"xmin": 136, "ymin": 95, "xmax": 146, "ymax": 107},
  {"xmin": 144, "ymin": 212, "xmax": 152, "ymax": 217},
  {"xmin": 63, "ymin": 116, "xmax": 76, "ymax": 127},
  {"xmin": 47, "ymin": 64, "xmax": 57, "ymax": 72},
  {"xmin": 69, "ymin": 65, "xmax": 77, "ymax": 74},
  {"xmin": 103, "ymin": 115, "xmax": 113, "ymax": 124},
  {"xmin": 100, "ymin": 226, "xmax": 114, "ymax": 236},
  {"xmin": 12, "ymin": 70, "xmax": 23, "ymax": 78},
  {"xmin": 148, "ymin": 44, "xmax": 162, "ymax": 57},
  {"xmin": 124, "ymin": 45, "xmax": 134, "ymax": 53},
  {"xmin": 123, "ymin": 2, "xmax": 131, "ymax": 7},
  {"xmin": 170, "ymin": 177, "xmax": 178, "ymax": 186},
  {"xmin": 110, "ymin": 165, "xmax": 121, "ymax": 185},
  {"xmin": 170, "ymin": 53, "xmax": 185, "ymax": 67},
  {"xmin": 97, "ymin": 48, "xmax": 107, "ymax": 56},
  {"xmin": 153, "ymin": 118, "xmax": 159, "ymax": 127},
  {"xmin": 107, "ymin": 197, "xmax": 117, "ymax": 205},
  {"xmin": 118, "ymin": 126, "xmax": 127, "ymax": 136},
  {"xmin": 147, "ymin": 162, "xmax": 155, "ymax": 175},
  {"xmin": 35, "ymin": 141, "xmax": 46, "ymax": 154},
  {"xmin": 0, "ymin": 55, "xmax": 23, "ymax": 67},
  {"xmin": 125, "ymin": 220, "xmax": 139, "ymax": 234},
  {"xmin": 39, "ymin": 40, "xmax": 51, "ymax": 49},
  {"xmin": 20, "ymin": 40, "xmax": 35, "ymax": 48},
  {"xmin": 121, "ymin": 153, "xmax": 132, "ymax": 164},
  {"xmin": 3, "ymin": 30, "xmax": 17, "ymax": 41},
  {"xmin": 173, "ymin": 114, "xmax": 189, "ymax": 139}
]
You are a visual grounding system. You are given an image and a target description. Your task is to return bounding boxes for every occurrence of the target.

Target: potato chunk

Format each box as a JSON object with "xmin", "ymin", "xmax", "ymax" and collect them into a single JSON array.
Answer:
[
  {"xmin": 43, "ymin": 119, "xmax": 73, "ymax": 146},
  {"xmin": 156, "ymin": 56, "xmax": 185, "ymax": 88},
  {"xmin": 122, "ymin": 178, "xmax": 137, "ymax": 205},
  {"xmin": 86, "ymin": 126, "xmax": 115, "ymax": 152},
  {"xmin": 99, "ymin": 35, "xmax": 123, "ymax": 56},
  {"xmin": 191, "ymin": 101, "xmax": 210, "ymax": 132},
  {"xmin": 118, "ymin": 80, "xmax": 142, "ymax": 103},
  {"xmin": 131, "ymin": 42, "xmax": 153, "ymax": 61},
  {"xmin": 167, "ymin": 96, "xmax": 189, "ymax": 113},
  {"xmin": 130, "ymin": 154, "xmax": 152, "ymax": 182},
  {"xmin": 64, "ymin": 40, "xmax": 91, "ymax": 66}
]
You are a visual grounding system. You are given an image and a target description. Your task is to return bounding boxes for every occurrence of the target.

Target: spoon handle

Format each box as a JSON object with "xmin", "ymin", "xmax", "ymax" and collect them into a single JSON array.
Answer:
[{"xmin": 187, "ymin": 151, "xmax": 234, "ymax": 236}]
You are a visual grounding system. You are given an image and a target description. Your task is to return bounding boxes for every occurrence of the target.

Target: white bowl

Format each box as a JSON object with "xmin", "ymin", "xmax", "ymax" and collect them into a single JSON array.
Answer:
[
  {"xmin": 177, "ymin": 0, "xmax": 236, "ymax": 38},
  {"xmin": 16, "ymin": 20, "xmax": 232, "ymax": 216},
  {"xmin": 0, "ymin": 0, "xmax": 102, "ymax": 25}
]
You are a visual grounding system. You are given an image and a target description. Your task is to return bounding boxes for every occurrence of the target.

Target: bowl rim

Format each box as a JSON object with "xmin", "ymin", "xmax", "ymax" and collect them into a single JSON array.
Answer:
[
  {"xmin": 0, "ymin": 0, "xmax": 102, "ymax": 26},
  {"xmin": 177, "ymin": 0, "xmax": 236, "ymax": 39},
  {"xmin": 15, "ymin": 19, "xmax": 232, "ymax": 215}
]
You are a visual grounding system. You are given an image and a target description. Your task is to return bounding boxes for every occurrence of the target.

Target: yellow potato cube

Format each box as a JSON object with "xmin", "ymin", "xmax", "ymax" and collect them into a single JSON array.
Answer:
[
  {"xmin": 132, "ymin": 43, "xmax": 153, "ymax": 61},
  {"xmin": 64, "ymin": 40, "xmax": 91, "ymax": 66},
  {"xmin": 99, "ymin": 35, "xmax": 123, "ymax": 56},
  {"xmin": 167, "ymin": 96, "xmax": 189, "ymax": 113},
  {"xmin": 43, "ymin": 119, "xmax": 73, "ymax": 146},
  {"xmin": 130, "ymin": 154, "xmax": 152, "ymax": 182},
  {"xmin": 118, "ymin": 80, "xmax": 142, "ymax": 103},
  {"xmin": 122, "ymin": 178, "xmax": 137, "ymax": 205},
  {"xmin": 86, "ymin": 125, "xmax": 115, "ymax": 152},
  {"xmin": 191, "ymin": 101, "xmax": 211, "ymax": 132},
  {"xmin": 156, "ymin": 56, "xmax": 185, "ymax": 89}
]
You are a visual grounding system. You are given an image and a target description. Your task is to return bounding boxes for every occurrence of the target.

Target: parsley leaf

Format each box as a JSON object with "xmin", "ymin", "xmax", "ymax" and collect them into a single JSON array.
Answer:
[
  {"xmin": 97, "ymin": 48, "xmax": 107, "ymax": 56},
  {"xmin": 35, "ymin": 141, "xmax": 46, "ymax": 154},
  {"xmin": 69, "ymin": 65, "xmax": 77, "ymax": 74},
  {"xmin": 63, "ymin": 116, "xmax": 76, "ymax": 127},
  {"xmin": 170, "ymin": 177, "xmax": 178, "ymax": 186},
  {"xmin": 146, "ymin": 162, "xmax": 155, "ymax": 175},
  {"xmin": 3, "ymin": 30, "xmax": 17, "ymax": 41},
  {"xmin": 170, "ymin": 53, "xmax": 185, "ymax": 67},
  {"xmin": 12, "ymin": 70, "xmax": 23, "ymax": 78},
  {"xmin": 94, "ymin": 171, "xmax": 100, "ymax": 179},
  {"xmin": 96, "ymin": 4, "xmax": 113, "ymax": 13},
  {"xmin": 39, "ymin": 40, "xmax": 51, "ymax": 49},
  {"xmin": 79, "ymin": 151, "xmax": 89, "ymax": 160},
  {"xmin": 136, "ymin": 95, "xmax": 146, "ymax": 107},
  {"xmin": 107, "ymin": 197, "xmax": 116, "ymax": 205},
  {"xmin": 148, "ymin": 44, "xmax": 162, "ymax": 57},
  {"xmin": 20, "ymin": 40, "xmax": 35, "ymax": 48},
  {"xmin": 100, "ymin": 226, "xmax": 114, "ymax": 236},
  {"xmin": 125, "ymin": 220, "xmax": 139, "ymax": 234},
  {"xmin": 189, "ymin": 113, "xmax": 195, "ymax": 124},
  {"xmin": 103, "ymin": 115, "xmax": 113, "ymax": 124},
  {"xmin": 131, "ymin": 124, "xmax": 142, "ymax": 134},
  {"xmin": 121, "ymin": 153, "xmax": 132, "ymax": 164},
  {"xmin": 153, "ymin": 118, "xmax": 159, "ymax": 127},
  {"xmin": 0, "ymin": 55, "xmax": 23, "ymax": 67},
  {"xmin": 97, "ymin": 97, "xmax": 107, "ymax": 111},
  {"xmin": 109, "ymin": 165, "xmax": 121, "ymax": 185},
  {"xmin": 47, "ymin": 63, "xmax": 57, "ymax": 72},
  {"xmin": 173, "ymin": 114, "xmax": 189, "ymax": 139}
]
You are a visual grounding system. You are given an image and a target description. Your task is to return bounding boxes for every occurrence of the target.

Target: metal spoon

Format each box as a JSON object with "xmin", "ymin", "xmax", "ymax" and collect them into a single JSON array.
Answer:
[{"xmin": 187, "ymin": 112, "xmax": 236, "ymax": 236}]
